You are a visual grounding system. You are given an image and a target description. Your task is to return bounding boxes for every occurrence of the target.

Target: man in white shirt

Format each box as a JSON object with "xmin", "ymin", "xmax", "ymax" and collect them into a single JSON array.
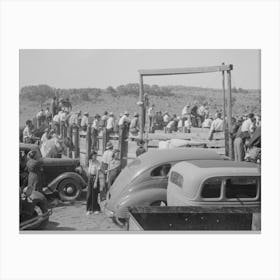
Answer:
[
  {"xmin": 181, "ymin": 104, "xmax": 190, "ymax": 117},
  {"xmin": 118, "ymin": 111, "xmax": 130, "ymax": 127},
  {"xmin": 208, "ymin": 112, "xmax": 224, "ymax": 140},
  {"xmin": 91, "ymin": 114, "xmax": 100, "ymax": 150},
  {"xmin": 52, "ymin": 113, "xmax": 60, "ymax": 135},
  {"xmin": 81, "ymin": 112, "xmax": 89, "ymax": 131},
  {"xmin": 23, "ymin": 120, "xmax": 33, "ymax": 143},
  {"xmin": 106, "ymin": 112, "xmax": 115, "ymax": 137},
  {"xmin": 163, "ymin": 112, "xmax": 170, "ymax": 126},
  {"xmin": 240, "ymin": 113, "xmax": 255, "ymax": 133},
  {"xmin": 129, "ymin": 113, "xmax": 139, "ymax": 136}
]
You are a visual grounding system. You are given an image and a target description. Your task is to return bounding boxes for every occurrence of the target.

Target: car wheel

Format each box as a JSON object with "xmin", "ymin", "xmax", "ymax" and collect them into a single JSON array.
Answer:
[
  {"xmin": 58, "ymin": 178, "xmax": 81, "ymax": 201},
  {"xmin": 150, "ymin": 200, "xmax": 167, "ymax": 206}
]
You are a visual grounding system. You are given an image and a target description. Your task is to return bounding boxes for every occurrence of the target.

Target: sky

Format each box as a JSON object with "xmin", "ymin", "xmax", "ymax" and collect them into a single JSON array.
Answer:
[{"xmin": 19, "ymin": 49, "xmax": 261, "ymax": 90}]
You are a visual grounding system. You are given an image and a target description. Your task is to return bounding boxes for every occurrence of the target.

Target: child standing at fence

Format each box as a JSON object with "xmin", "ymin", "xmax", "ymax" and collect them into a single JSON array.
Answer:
[{"xmin": 86, "ymin": 151, "xmax": 101, "ymax": 215}]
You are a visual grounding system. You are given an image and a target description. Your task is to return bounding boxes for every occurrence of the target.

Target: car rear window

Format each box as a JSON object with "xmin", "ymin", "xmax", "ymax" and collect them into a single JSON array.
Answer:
[
  {"xmin": 151, "ymin": 164, "xmax": 171, "ymax": 177},
  {"xmin": 225, "ymin": 177, "xmax": 258, "ymax": 199},
  {"xmin": 201, "ymin": 178, "xmax": 222, "ymax": 198},
  {"xmin": 170, "ymin": 171, "xmax": 184, "ymax": 188}
]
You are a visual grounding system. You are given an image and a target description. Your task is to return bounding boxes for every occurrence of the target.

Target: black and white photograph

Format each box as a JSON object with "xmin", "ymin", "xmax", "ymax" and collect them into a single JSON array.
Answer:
[
  {"xmin": 19, "ymin": 49, "xmax": 261, "ymax": 232},
  {"xmin": 1, "ymin": 1, "xmax": 280, "ymax": 280}
]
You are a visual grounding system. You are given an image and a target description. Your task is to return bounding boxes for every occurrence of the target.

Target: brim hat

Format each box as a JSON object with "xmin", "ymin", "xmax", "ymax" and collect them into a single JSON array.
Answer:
[
  {"xmin": 106, "ymin": 141, "xmax": 113, "ymax": 150},
  {"xmin": 124, "ymin": 111, "xmax": 129, "ymax": 115}
]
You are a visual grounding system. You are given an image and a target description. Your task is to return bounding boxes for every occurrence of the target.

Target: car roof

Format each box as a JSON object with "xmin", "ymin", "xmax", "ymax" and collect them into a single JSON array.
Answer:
[
  {"xmin": 138, "ymin": 148, "xmax": 223, "ymax": 167},
  {"xmin": 170, "ymin": 160, "xmax": 260, "ymax": 199},
  {"xmin": 19, "ymin": 143, "xmax": 39, "ymax": 150}
]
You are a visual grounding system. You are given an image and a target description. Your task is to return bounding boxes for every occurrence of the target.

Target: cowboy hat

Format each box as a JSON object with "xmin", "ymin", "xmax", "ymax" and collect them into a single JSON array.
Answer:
[{"xmin": 105, "ymin": 141, "xmax": 113, "ymax": 150}]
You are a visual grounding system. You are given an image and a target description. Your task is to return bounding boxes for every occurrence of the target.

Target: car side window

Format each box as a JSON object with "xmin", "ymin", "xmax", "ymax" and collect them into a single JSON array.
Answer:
[
  {"xmin": 201, "ymin": 178, "xmax": 222, "ymax": 198},
  {"xmin": 151, "ymin": 164, "xmax": 171, "ymax": 177},
  {"xmin": 225, "ymin": 177, "xmax": 258, "ymax": 199}
]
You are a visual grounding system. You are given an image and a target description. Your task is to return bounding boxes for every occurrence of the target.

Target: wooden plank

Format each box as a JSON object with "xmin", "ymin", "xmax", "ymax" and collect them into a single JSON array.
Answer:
[
  {"xmin": 129, "ymin": 206, "xmax": 260, "ymax": 214},
  {"xmin": 139, "ymin": 65, "xmax": 233, "ymax": 76}
]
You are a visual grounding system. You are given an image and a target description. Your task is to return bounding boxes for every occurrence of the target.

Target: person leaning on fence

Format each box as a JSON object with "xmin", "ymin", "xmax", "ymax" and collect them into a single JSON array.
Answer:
[
  {"xmin": 136, "ymin": 139, "xmax": 146, "ymax": 157},
  {"xmin": 148, "ymin": 104, "xmax": 155, "ymax": 131},
  {"xmin": 129, "ymin": 112, "xmax": 139, "ymax": 137},
  {"xmin": 86, "ymin": 150, "xmax": 101, "ymax": 215},
  {"xmin": 208, "ymin": 112, "xmax": 224, "ymax": 140},
  {"xmin": 100, "ymin": 111, "xmax": 108, "ymax": 128}
]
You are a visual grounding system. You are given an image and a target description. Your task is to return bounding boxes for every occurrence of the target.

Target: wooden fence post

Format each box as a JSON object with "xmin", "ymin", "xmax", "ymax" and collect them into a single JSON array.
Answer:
[
  {"xmin": 85, "ymin": 123, "xmax": 92, "ymax": 166},
  {"xmin": 226, "ymin": 67, "xmax": 234, "ymax": 159},
  {"xmin": 222, "ymin": 63, "xmax": 229, "ymax": 157},
  {"xmin": 102, "ymin": 127, "xmax": 108, "ymax": 154},
  {"xmin": 67, "ymin": 125, "xmax": 73, "ymax": 158},
  {"xmin": 119, "ymin": 126, "xmax": 129, "ymax": 169},
  {"xmin": 73, "ymin": 124, "xmax": 80, "ymax": 159}
]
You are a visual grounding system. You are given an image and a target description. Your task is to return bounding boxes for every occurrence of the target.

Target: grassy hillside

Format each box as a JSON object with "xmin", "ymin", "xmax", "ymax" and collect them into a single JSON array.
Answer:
[{"xmin": 19, "ymin": 84, "xmax": 261, "ymax": 126}]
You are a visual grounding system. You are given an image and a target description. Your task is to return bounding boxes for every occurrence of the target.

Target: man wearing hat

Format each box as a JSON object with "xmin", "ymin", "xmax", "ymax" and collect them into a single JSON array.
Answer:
[
  {"xmin": 81, "ymin": 112, "xmax": 89, "ymax": 132},
  {"xmin": 23, "ymin": 120, "xmax": 34, "ymax": 143},
  {"xmin": 91, "ymin": 114, "xmax": 100, "ymax": 150},
  {"xmin": 118, "ymin": 111, "xmax": 130, "ymax": 128},
  {"xmin": 86, "ymin": 150, "xmax": 101, "ymax": 215},
  {"xmin": 129, "ymin": 112, "xmax": 139, "ymax": 136},
  {"xmin": 106, "ymin": 112, "xmax": 115, "ymax": 138},
  {"xmin": 100, "ymin": 141, "xmax": 114, "ymax": 201}
]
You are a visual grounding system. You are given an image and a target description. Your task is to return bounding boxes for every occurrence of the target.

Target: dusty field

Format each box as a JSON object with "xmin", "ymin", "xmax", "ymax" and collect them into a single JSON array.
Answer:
[{"xmin": 45, "ymin": 191, "xmax": 125, "ymax": 231}]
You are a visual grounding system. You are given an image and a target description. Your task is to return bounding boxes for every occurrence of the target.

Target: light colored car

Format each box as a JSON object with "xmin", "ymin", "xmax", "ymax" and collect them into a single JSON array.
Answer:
[
  {"xmin": 104, "ymin": 148, "xmax": 227, "ymax": 222},
  {"xmin": 167, "ymin": 160, "xmax": 261, "ymax": 208}
]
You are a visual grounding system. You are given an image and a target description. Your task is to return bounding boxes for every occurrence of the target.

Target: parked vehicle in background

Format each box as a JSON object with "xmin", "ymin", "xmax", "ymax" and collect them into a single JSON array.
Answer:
[
  {"xmin": 104, "ymin": 148, "xmax": 227, "ymax": 224},
  {"xmin": 20, "ymin": 190, "xmax": 52, "ymax": 230},
  {"xmin": 167, "ymin": 160, "xmax": 261, "ymax": 208},
  {"xmin": 20, "ymin": 143, "xmax": 87, "ymax": 201}
]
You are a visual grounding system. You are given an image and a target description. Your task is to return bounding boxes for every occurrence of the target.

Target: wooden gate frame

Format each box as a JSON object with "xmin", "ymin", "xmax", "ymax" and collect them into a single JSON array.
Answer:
[{"xmin": 138, "ymin": 63, "xmax": 234, "ymax": 158}]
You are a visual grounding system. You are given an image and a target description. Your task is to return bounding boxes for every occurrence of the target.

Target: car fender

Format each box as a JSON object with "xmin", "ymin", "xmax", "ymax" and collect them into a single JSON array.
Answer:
[
  {"xmin": 46, "ymin": 172, "xmax": 87, "ymax": 193},
  {"xmin": 115, "ymin": 188, "xmax": 167, "ymax": 219},
  {"xmin": 30, "ymin": 190, "xmax": 47, "ymax": 202}
]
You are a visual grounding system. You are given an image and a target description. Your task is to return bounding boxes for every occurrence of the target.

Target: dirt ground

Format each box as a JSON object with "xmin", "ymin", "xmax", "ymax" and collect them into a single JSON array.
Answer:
[{"xmin": 45, "ymin": 190, "xmax": 126, "ymax": 231}]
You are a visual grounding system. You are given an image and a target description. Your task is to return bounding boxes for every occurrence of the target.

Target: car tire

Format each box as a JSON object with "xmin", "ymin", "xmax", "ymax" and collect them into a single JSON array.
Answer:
[{"xmin": 58, "ymin": 178, "xmax": 81, "ymax": 201}]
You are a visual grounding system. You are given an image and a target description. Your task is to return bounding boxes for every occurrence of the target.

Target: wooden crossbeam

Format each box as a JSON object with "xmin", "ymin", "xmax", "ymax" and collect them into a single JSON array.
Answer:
[{"xmin": 139, "ymin": 65, "xmax": 233, "ymax": 76}]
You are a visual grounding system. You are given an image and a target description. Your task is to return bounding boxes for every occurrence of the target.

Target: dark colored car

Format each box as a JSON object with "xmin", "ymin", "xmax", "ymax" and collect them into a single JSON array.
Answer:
[
  {"xmin": 20, "ymin": 143, "xmax": 87, "ymax": 201},
  {"xmin": 20, "ymin": 190, "xmax": 52, "ymax": 230}
]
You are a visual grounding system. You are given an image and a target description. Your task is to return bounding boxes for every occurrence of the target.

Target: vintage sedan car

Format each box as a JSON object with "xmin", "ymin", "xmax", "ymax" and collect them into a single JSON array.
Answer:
[
  {"xmin": 20, "ymin": 190, "xmax": 52, "ymax": 230},
  {"xmin": 104, "ymin": 148, "xmax": 227, "ymax": 223},
  {"xmin": 20, "ymin": 143, "xmax": 87, "ymax": 201},
  {"xmin": 167, "ymin": 160, "xmax": 261, "ymax": 208}
]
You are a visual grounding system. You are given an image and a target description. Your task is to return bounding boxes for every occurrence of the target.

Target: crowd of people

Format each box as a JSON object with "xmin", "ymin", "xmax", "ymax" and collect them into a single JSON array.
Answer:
[{"xmin": 20, "ymin": 95, "xmax": 261, "ymax": 215}]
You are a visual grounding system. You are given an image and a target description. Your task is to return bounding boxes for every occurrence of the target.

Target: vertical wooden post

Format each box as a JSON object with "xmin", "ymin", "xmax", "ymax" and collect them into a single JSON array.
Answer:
[
  {"xmin": 73, "ymin": 124, "xmax": 80, "ymax": 159},
  {"xmin": 102, "ymin": 127, "xmax": 108, "ymax": 154},
  {"xmin": 139, "ymin": 74, "xmax": 145, "ymax": 141},
  {"xmin": 222, "ymin": 63, "xmax": 229, "ymax": 157},
  {"xmin": 226, "ymin": 68, "xmax": 233, "ymax": 159},
  {"xmin": 85, "ymin": 122, "xmax": 92, "ymax": 166},
  {"xmin": 119, "ymin": 126, "xmax": 128, "ymax": 169},
  {"xmin": 67, "ymin": 125, "xmax": 73, "ymax": 158}
]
